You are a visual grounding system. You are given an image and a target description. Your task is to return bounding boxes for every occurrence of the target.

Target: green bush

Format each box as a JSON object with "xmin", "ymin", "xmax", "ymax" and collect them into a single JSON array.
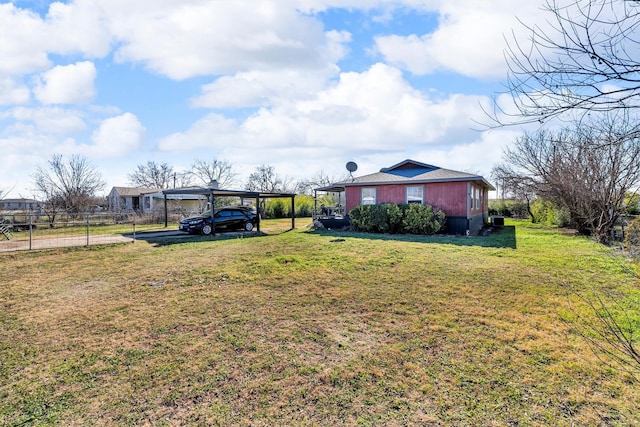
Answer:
[
  {"xmin": 349, "ymin": 203, "xmax": 445, "ymax": 235},
  {"xmin": 529, "ymin": 200, "xmax": 571, "ymax": 227},
  {"xmin": 262, "ymin": 195, "xmax": 318, "ymax": 218},
  {"xmin": 294, "ymin": 195, "xmax": 314, "ymax": 217},
  {"xmin": 624, "ymin": 217, "xmax": 640, "ymax": 254},
  {"xmin": 387, "ymin": 203, "xmax": 404, "ymax": 234},
  {"xmin": 348, "ymin": 205, "xmax": 371, "ymax": 231},
  {"xmin": 488, "ymin": 200, "xmax": 529, "ymax": 219},
  {"xmin": 262, "ymin": 199, "xmax": 289, "ymax": 219}
]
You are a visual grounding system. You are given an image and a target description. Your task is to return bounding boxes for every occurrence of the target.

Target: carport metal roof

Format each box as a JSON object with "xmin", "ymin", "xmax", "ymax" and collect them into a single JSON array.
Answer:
[{"xmin": 162, "ymin": 187, "xmax": 297, "ymax": 234}]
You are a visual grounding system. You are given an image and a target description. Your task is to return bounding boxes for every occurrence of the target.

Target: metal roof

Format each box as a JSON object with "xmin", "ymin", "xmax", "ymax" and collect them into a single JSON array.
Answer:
[
  {"xmin": 316, "ymin": 160, "xmax": 495, "ymax": 191},
  {"xmin": 162, "ymin": 187, "xmax": 296, "ymax": 198}
]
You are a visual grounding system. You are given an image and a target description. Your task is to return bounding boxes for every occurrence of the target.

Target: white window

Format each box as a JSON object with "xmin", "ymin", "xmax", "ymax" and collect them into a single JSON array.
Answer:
[
  {"xmin": 475, "ymin": 187, "xmax": 480, "ymax": 209},
  {"xmin": 361, "ymin": 187, "xmax": 377, "ymax": 205},
  {"xmin": 407, "ymin": 186, "xmax": 424, "ymax": 204}
]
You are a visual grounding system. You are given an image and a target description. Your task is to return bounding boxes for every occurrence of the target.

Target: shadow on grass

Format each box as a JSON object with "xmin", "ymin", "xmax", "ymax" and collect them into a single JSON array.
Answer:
[
  {"xmin": 129, "ymin": 230, "xmax": 274, "ymax": 247},
  {"xmin": 308, "ymin": 225, "xmax": 517, "ymax": 249}
]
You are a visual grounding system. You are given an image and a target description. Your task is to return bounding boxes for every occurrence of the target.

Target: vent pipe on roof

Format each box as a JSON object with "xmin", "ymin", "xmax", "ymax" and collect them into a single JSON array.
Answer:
[{"xmin": 209, "ymin": 179, "xmax": 219, "ymax": 189}]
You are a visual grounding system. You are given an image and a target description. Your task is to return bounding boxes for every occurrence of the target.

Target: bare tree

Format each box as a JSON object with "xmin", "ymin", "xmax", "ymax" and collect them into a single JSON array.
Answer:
[
  {"xmin": 493, "ymin": 0, "xmax": 640, "ymax": 125},
  {"xmin": 32, "ymin": 154, "xmax": 105, "ymax": 217},
  {"xmin": 246, "ymin": 165, "xmax": 283, "ymax": 192},
  {"xmin": 491, "ymin": 163, "xmax": 539, "ymax": 222},
  {"xmin": 494, "ymin": 114, "xmax": 640, "ymax": 242},
  {"xmin": 128, "ymin": 161, "xmax": 174, "ymax": 189},
  {"xmin": 190, "ymin": 159, "xmax": 237, "ymax": 188},
  {"xmin": 296, "ymin": 170, "xmax": 350, "ymax": 195}
]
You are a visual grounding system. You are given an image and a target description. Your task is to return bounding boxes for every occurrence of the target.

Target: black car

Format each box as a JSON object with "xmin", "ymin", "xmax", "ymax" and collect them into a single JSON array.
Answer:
[{"xmin": 179, "ymin": 206, "xmax": 256, "ymax": 235}]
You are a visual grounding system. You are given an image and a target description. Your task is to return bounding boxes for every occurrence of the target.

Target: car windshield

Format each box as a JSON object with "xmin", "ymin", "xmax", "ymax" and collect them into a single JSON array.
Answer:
[{"xmin": 196, "ymin": 208, "xmax": 250, "ymax": 218}]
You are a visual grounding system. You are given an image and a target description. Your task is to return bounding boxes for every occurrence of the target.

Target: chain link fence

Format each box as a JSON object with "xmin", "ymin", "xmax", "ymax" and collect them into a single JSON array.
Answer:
[{"xmin": 0, "ymin": 212, "xmax": 183, "ymax": 252}]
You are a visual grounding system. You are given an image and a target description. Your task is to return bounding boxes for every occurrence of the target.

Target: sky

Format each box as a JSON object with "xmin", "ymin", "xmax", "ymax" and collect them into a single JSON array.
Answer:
[{"xmin": 0, "ymin": 0, "xmax": 550, "ymax": 198}]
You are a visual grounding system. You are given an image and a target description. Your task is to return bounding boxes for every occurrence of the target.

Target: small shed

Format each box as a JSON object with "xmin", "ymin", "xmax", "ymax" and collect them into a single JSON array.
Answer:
[{"xmin": 162, "ymin": 187, "xmax": 296, "ymax": 234}]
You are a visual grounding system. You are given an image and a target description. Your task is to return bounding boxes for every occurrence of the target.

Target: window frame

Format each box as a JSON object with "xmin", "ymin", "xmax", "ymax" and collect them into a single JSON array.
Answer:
[
  {"xmin": 406, "ymin": 185, "xmax": 424, "ymax": 204},
  {"xmin": 361, "ymin": 187, "xmax": 377, "ymax": 205}
]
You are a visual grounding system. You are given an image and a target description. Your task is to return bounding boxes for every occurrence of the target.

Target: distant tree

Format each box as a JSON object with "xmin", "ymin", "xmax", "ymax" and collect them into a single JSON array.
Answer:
[
  {"xmin": 296, "ymin": 170, "xmax": 350, "ymax": 195},
  {"xmin": 128, "ymin": 161, "xmax": 174, "ymax": 189},
  {"xmin": 32, "ymin": 154, "xmax": 105, "ymax": 218},
  {"xmin": 493, "ymin": 114, "xmax": 640, "ymax": 242},
  {"xmin": 0, "ymin": 185, "xmax": 6, "ymax": 200},
  {"xmin": 493, "ymin": 0, "xmax": 640, "ymax": 125},
  {"xmin": 246, "ymin": 165, "xmax": 282, "ymax": 192},
  {"xmin": 492, "ymin": 161, "xmax": 539, "ymax": 222},
  {"xmin": 625, "ymin": 192, "xmax": 640, "ymax": 215},
  {"xmin": 190, "ymin": 159, "xmax": 237, "ymax": 188}
]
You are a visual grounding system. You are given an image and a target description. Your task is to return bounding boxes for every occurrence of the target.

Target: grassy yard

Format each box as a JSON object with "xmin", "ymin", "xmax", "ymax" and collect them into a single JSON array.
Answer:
[{"xmin": 1, "ymin": 219, "xmax": 639, "ymax": 425}]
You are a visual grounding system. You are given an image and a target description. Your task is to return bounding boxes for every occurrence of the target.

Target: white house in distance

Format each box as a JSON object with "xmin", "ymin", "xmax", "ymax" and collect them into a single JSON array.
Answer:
[
  {"xmin": 107, "ymin": 186, "xmax": 206, "ymax": 214},
  {"xmin": 0, "ymin": 198, "xmax": 42, "ymax": 212}
]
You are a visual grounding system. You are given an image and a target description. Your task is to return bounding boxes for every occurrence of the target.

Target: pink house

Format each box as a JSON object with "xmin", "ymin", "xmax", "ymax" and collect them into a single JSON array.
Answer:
[{"xmin": 316, "ymin": 159, "xmax": 495, "ymax": 235}]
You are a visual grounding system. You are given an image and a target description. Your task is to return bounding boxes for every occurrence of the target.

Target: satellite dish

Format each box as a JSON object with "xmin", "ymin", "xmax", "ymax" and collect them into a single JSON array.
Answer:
[{"xmin": 346, "ymin": 161, "xmax": 358, "ymax": 181}]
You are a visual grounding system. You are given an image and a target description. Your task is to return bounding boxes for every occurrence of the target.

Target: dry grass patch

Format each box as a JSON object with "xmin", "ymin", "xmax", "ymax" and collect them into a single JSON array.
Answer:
[{"xmin": 1, "ymin": 220, "xmax": 639, "ymax": 425}]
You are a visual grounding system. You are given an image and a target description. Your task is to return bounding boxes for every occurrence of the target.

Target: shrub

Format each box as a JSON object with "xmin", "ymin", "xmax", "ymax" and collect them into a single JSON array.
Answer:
[
  {"xmin": 488, "ymin": 199, "xmax": 529, "ymax": 219},
  {"xmin": 625, "ymin": 217, "xmax": 640, "ymax": 255},
  {"xmin": 348, "ymin": 205, "xmax": 371, "ymax": 231},
  {"xmin": 295, "ymin": 196, "xmax": 313, "ymax": 217},
  {"xmin": 368, "ymin": 204, "xmax": 390, "ymax": 233},
  {"xmin": 387, "ymin": 203, "xmax": 404, "ymax": 234},
  {"xmin": 263, "ymin": 199, "xmax": 289, "ymax": 219},
  {"xmin": 348, "ymin": 203, "xmax": 445, "ymax": 235},
  {"xmin": 529, "ymin": 200, "xmax": 572, "ymax": 227}
]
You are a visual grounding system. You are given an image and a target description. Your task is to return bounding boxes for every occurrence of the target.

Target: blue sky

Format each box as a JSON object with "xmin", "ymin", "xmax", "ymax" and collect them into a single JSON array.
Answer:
[{"xmin": 0, "ymin": 0, "xmax": 548, "ymax": 198}]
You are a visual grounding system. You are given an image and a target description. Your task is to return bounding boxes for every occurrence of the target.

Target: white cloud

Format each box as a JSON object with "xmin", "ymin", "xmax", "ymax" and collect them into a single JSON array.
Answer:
[
  {"xmin": 159, "ymin": 63, "xmax": 492, "ymax": 181},
  {"xmin": 44, "ymin": 1, "xmax": 113, "ymax": 57},
  {"xmin": 3, "ymin": 107, "xmax": 87, "ymax": 134},
  {"xmin": 158, "ymin": 114, "xmax": 239, "ymax": 151},
  {"xmin": 33, "ymin": 61, "xmax": 97, "ymax": 105},
  {"xmin": 0, "ymin": 2, "xmax": 111, "ymax": 76},
  {"xmin": 104, "ymin": 1, "xmax": 347, "ymax": 80},
  {"xmin": 86, "ymin": 113, "xmax": 145, "ymax": 157},
  {"xmin": 0, "ymin": 4, "xmax": 51, "ymax": 75},
  {"xmin": 0, "ymin": 76, "xmax": 30, "ymax": 105},
  {"xmin": 374, "ymin": 1, "xmax": 546, "ymax": 79}
]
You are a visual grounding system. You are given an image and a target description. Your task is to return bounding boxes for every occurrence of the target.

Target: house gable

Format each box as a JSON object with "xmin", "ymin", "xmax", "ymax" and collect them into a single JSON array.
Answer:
[{"xmin": 380, "ymin": 159, "xmax": 438, "ymax": 175}]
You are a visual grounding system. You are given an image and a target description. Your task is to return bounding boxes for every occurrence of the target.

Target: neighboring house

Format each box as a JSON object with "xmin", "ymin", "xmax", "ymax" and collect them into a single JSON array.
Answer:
[
  {"xmin": 108, "ymin": 187, "xmax": 160, "ymax": 212},
  {"xmin": 140, "ymin": 189, "xmax": 207, "ymax": 214},
  {"xmin": 0, "ymin": 198, "xmax": 41, "ymax": 212},
  {"xmin": 107, "ymin": 186, "xmax": 206, "ymax": 214},
  {"xmin": 317, "ymin": 159, "xmax": 495, "ymax": 235}
]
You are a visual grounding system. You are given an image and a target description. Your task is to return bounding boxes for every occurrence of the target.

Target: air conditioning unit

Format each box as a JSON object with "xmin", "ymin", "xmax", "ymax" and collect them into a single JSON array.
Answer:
[{"xmin": 491, "ymin": 216, "xmax": 504, "ymax": 227}]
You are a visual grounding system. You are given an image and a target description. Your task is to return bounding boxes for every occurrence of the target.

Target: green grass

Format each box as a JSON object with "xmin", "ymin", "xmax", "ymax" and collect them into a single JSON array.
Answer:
[{"xmin": 1, "ymin": 219, "xmax": 639, "ymax": 425}]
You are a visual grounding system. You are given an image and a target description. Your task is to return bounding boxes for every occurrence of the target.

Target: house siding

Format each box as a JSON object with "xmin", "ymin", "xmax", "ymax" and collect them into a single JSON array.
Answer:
[
  {"xmin": 345, "ymin": 182, "xmax": 468, "ymax": 217},
  {"xmin": 344, "ymin": 181, "xmax": 490, "ymax": 235}
]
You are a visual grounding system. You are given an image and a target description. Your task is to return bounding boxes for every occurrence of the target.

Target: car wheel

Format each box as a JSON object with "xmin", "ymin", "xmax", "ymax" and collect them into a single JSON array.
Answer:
[
  {"xmin": 201, "ymin": 224, "xmax": 213, "ymax": 235},
  {"xmin": 244, "ymin": 221, "xmax": 254, "ymax": 231}
]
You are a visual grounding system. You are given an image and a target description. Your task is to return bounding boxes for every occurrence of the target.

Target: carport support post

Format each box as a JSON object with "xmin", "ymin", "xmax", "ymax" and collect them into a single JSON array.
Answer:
[
  {"xmin": 256, "ymin": 195, "xmax": 261, "ymax": 233},
  {"xmin": 163, "ymin": 194, "xmax": 168, "ymax": 228},
  {"xmin": 291, "ymin": 196, "xmax": 295, "ymax": 230},
  {"xmin": 313, "ymin": 190, "xmax": 317, "ymax": 219},
  {"xmin": 211, "ymin": 191, "xmax": 216, "ymax": 236}
]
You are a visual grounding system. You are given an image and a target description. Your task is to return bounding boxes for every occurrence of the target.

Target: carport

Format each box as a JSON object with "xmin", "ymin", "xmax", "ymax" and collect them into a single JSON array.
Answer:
[{"xmin": 162, "ymin": 187, "xmax": 296, "ymax": 235}]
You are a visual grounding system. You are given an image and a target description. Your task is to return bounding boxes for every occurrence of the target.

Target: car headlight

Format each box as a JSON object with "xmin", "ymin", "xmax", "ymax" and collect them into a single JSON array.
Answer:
[{"xmin": 189, "ymin": 220, "xmax": 203, "ymax": 225}]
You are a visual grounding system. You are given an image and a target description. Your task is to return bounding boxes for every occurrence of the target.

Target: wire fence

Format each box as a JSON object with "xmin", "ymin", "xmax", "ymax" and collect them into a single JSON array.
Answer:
[{"xmin": 0, "ymin": 212, "xmax": 181, "ymax": 252}]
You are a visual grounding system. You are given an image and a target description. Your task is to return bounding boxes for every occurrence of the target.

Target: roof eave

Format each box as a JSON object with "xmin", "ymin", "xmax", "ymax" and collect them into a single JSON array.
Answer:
[{"xmin": 329, "ymin": 176, "xmax": 495, "ymax": 190}]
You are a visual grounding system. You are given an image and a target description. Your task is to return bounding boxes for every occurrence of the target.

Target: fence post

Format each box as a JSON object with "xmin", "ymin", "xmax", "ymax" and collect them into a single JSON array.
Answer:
[
  {"xmin": 29, "ymin": 213, "xmax": 33, "ymax": 250},
  {"xmin": 86, "ymin": 214, "xmax": 90, "ymax": 247}
]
